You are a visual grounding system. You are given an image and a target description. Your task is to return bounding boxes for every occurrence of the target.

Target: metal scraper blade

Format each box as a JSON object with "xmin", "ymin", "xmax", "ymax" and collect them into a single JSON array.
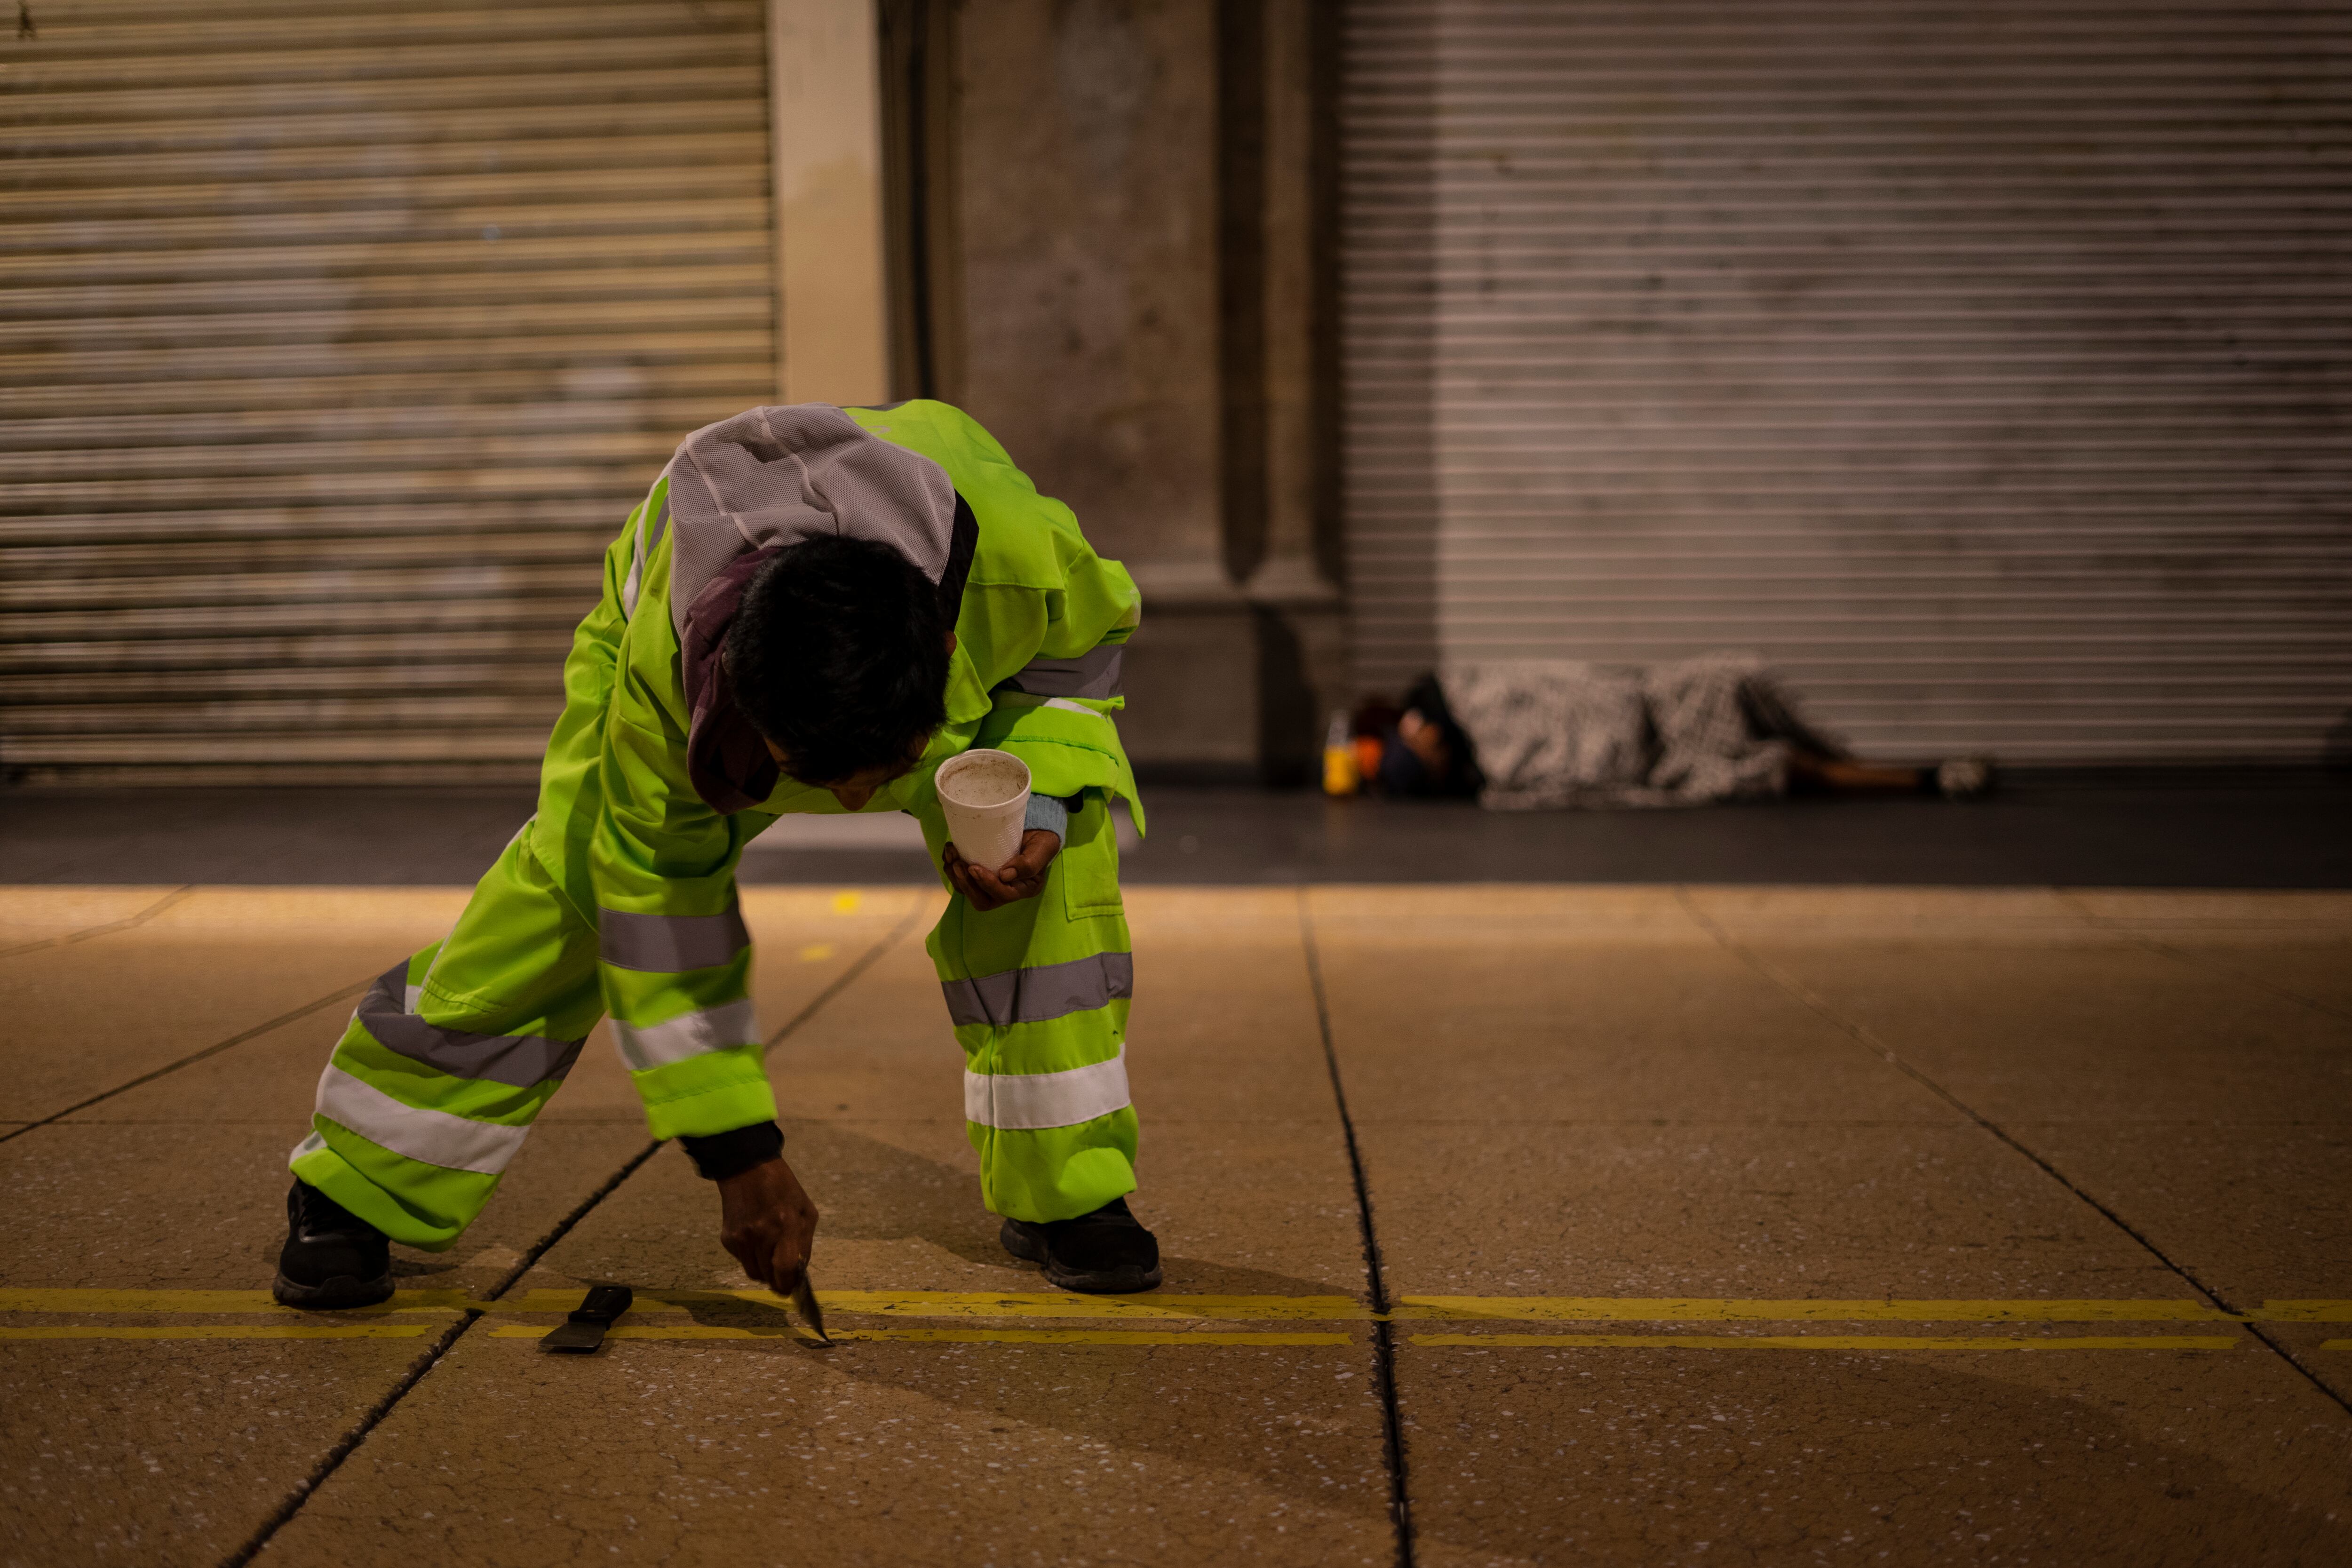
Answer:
[
  {"xmin": 538, "ymin": 1318, "xmax": 608, "ymax": 1353},
  {"xmin": 792, "ymin": 1275, "xmax": 831, "ymax": 1345},
  {"xmin": 540, "ymin": 1284, "xmax": 633, "ymax": 1354}
]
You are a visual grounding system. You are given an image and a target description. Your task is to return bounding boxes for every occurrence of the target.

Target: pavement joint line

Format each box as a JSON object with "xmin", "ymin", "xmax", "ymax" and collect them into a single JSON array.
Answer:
[
  {"xmin": 216, "ymin": 896, "xmax": 928, "ymax": 1568},
  {"xmin": 1673, "ymin": 884, "xmax": 2352, "ymax": 1424},
  {"xmin": 212, "ymin": 1151, "xmax": 682, "ymax": 1568},
  {"xmin": 0, "ymin": 883, "xmax": 194, "ymax": 961},
  {"xmin": 2055, "ymin": 888, "xmax": 2352, "ymax": 1027},
  {"xmin": 214, "ymin": 1313, "xmax": 474, "ymax": 1568},
  {"xmin": 763, "ymin": 891, "xmax": 937, "ymax": 1049},
  {"xmin": 1298, "ymin": 888, "xmax": 1416, "ymax": 1568},
  {"xmin": 0, "ymin": 974, "xmax": 372, "ymax": 1146}
]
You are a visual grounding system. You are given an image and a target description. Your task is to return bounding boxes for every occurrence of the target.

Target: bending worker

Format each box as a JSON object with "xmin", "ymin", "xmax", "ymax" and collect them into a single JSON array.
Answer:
[{"xmin": 271, "ymin": 400, "xmax": 1158, "ymax": 1308}]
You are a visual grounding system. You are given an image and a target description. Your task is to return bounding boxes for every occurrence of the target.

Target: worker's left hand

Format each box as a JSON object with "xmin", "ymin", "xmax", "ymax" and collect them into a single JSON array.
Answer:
[{"xmin": 943, "ymin": 829, "xmax": 1059, "ymax": 912}]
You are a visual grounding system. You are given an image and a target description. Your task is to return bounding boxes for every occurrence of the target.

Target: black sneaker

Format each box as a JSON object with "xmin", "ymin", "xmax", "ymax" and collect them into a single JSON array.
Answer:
[
  {"xmin": 1000, "ymin": 1196, "xmax": 1162, "ymax": 1294},
  {"xmin": 272, "ymin": 1179, "xmax": 393, "ymax": 1309}
]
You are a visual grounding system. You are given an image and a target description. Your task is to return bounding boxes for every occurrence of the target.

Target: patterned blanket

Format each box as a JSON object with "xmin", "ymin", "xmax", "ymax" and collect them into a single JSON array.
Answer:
[{"xmin": 1440, "ymin": 654, "xmax": 1848, "ymax": 810}]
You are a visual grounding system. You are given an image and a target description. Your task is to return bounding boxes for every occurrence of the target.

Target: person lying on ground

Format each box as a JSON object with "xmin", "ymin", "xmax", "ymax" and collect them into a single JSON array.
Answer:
[
  {"xmin": 276, "ymin": 401, "xmax": 1159, "ymax": 1310},
  {"xmin": 1361, "ymin": 658, "xmax": 1992, "ymax": 808}
]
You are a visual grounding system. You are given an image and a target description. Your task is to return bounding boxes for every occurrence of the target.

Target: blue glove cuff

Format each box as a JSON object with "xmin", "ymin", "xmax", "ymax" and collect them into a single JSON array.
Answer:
[{"xmin": 1023, "ymin": 792, "xmax": 1070, "ymax": 841}]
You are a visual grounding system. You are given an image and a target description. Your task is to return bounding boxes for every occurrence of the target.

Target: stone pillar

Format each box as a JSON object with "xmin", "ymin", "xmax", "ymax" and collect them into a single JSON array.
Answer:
[
  {"xmin": 1227, "ymin": 0, "xmax": 1346, "ymax": 786},
  {"xmin": 896, "ymin": 0, "xmax": 1342, "ymax": 782},
  {"xmin": 771, "ymin": 0, "xmax": 892, "ymax": 405}
]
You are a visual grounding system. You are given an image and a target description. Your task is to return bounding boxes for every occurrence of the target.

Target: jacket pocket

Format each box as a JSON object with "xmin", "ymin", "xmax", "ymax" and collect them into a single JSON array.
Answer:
[{"xmin": 1058, "ymin": 793, "xmax": 1123, "ymax": 919}]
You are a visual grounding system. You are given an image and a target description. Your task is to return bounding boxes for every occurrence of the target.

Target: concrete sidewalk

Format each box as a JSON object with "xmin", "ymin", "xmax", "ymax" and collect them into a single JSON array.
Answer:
[
  {"xmin": 2, "ymin": 883, "xmax": 2348, "ymax": 1566},
  {"xmin": 7, "ymin": 774, "xmax": 2352, "ymax": 888}
]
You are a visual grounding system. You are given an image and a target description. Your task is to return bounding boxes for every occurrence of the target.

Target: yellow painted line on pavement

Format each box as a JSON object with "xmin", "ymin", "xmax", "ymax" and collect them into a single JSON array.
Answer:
[
  {"xmin": 1395, "ymin": 1297, "xmax": 2263, "ymax": 1323},
  {"xmin": 1410, "ymin": 1333, "xmax": 2245, "ymax": 1352},
  {"xmin": 0, "ymin": 1324, "xmax": 431, "ymax": 1341},
  {"xmin": 0, "ymin": 1289, "xmax": 470, "ymax": 1316},
  {"xmin": 0, "ymin": 1289, "xmax": 2343, "ymax": 1336},
  {"xmin": 487, "ymin": 1325, "xmax": 1349, "ymax": 1347},
  {"xmin": 504, "ymin": 1289, "xmax": 1375, "ymax": 1321}
]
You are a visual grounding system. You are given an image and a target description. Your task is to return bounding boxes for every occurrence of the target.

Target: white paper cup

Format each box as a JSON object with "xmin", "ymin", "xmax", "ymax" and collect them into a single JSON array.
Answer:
[{"xmin": 935, "ymin": 748, "xmax": 1031, "ymax": 872}]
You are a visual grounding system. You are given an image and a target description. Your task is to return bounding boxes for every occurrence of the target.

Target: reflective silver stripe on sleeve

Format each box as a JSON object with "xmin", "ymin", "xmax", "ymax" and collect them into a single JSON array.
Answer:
[
  {"xmin": 1006, "ymin": 644, "xmax": 1123, "ymax": 700},
  {"xmin": 940, "ymin": 951, "xmax": 1134, "ymax": 1028},
  {"xmin": 620, "ymin": 514, "xmax": 645, "ymax": 618},
  {"xmin": 313, "ymin": 1063, "xmax": 529, "ymax": 1176},
  {"xmin": 612, "ymin": 997, "xmax": 762, "ymax": 1071},
  {"xmin": 619, "ymin": 487, "xmax": 669, "ymax": 621},
  {"xmin": 358, "ymin": 965, "xmax": 585, "ymax": 1090},
  {"xmin": 598, "ymin": 903, "xmax": 751, "ymax": 973},
  {"xmin": 964, "ymin": 1047, "xmax": 1131, "ymax": 1131}
]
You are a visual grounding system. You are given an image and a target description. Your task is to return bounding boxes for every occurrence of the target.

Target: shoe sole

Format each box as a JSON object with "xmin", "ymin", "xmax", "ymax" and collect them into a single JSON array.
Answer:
[
  {"xmin": 1042, "ymin": 1261, "xmax": 1163, "ymax": 1294},
  {"xmin": 271, "ymin": 1269, "xmax": 394, "ymax": 1311},
  {"xmin": 998, "ymin": 1219, "xmax": 1162, "ymax": 1294},
  {"xmin": 999, "ymin": 1218, "xmax": 1048, "ymax": 1266}
]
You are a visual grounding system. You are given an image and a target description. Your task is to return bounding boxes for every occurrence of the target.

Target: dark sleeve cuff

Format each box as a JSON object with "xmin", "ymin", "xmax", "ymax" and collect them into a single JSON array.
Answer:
[{"xmin": 676, "ymin": 1120, "xmax": 784, "ymax": 1181}]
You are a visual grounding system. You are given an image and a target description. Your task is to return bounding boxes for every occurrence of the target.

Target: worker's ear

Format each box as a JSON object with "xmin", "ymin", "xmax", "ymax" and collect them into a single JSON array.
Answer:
[{"xmin": 943, "ymin": 631, "xmax": 957, "ymax": 657}]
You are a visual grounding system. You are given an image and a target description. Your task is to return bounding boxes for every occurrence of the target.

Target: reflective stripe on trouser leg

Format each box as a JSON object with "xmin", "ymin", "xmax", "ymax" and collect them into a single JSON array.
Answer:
[
  {"xmin": 928, "ymin": 792, "xmax": 1138, "ymax": 1224},
  {"xmin": 290, "ymin": 829, "xmax": 603, "ymax": 1251},
  {"xmin": 594, "ymin": 946, "xmax": 773, "ymax": 1139}
]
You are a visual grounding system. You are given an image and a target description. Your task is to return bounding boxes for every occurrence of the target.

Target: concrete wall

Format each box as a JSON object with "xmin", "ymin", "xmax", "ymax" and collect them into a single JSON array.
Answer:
[
  {"xmin": 914, "ymin": 0, "xmax": 1343, "ymax": 781},
  {"xmin": 951, "ymin": 0, "xmax": 1223, "ymax": 580}
]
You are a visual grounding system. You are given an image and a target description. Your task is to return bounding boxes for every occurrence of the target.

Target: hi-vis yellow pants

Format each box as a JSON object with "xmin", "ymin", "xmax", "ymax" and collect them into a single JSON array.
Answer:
[{"xmin": 288, "ymin": 804, "xmax": 1138, "ymax": 1252}]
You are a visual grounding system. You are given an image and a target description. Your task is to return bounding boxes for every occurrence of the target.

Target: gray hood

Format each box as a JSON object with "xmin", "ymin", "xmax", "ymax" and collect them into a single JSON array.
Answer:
[{"xmin": 661, "ymin": 403, "xmax": 957, "ymax": 643}]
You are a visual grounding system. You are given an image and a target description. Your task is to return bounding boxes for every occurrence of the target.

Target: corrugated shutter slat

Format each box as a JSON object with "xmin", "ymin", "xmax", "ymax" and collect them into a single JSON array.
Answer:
[
  {"xmin": 0, "ymin": 0, "xmax": 775, "ymax": 785},
  {"xmin": 1343, "ymin": 0, "xmax": 2352, "ymax": 763}
]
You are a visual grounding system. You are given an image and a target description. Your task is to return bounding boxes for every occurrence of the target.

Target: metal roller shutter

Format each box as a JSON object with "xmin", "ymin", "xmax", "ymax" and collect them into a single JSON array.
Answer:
[
  {"xmin": 0, "ymin": 0, "xmax": 775, "ymax": 784},
  {"xmin": 1343, "ymin": 0, "xmax": 2352, "ymax": 764}
]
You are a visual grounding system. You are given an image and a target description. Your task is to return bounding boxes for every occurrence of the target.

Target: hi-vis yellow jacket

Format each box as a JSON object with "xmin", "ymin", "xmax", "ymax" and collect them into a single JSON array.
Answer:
[{"xmin": 526, "ymin": 400, "xmax": 1145, "ymax": 1141}]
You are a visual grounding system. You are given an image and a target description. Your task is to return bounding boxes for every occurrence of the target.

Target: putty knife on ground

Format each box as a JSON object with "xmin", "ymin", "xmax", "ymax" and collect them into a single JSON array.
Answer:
[{"xmin": 540, "ymin": 1285, "xmax": 632, "ymax": 1353}]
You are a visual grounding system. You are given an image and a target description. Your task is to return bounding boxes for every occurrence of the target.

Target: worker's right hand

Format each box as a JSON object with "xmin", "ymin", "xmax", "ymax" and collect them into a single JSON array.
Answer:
[
  {"xmin": 715, "ymin": 1156, "xmax": 819, "ymax": 1296},
  {"xmin": 943, "ymin": 828, "xmax": 1060, "ymax": 912}
]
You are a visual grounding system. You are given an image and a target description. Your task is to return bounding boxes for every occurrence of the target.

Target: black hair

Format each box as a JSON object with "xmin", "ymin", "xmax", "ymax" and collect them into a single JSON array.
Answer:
[{"xmin": 724, "ymin": 534, "xmax": 950, "ymax": 785}]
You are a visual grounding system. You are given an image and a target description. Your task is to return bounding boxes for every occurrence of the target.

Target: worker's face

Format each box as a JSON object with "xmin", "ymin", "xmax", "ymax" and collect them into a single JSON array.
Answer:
[
  {"xmin": 765, "ymin": 739, "xmax": 927, "ymax": 813},
  {"xmin": 758, "ymin": 634, "xmax": 956, "ymax": 813}
]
